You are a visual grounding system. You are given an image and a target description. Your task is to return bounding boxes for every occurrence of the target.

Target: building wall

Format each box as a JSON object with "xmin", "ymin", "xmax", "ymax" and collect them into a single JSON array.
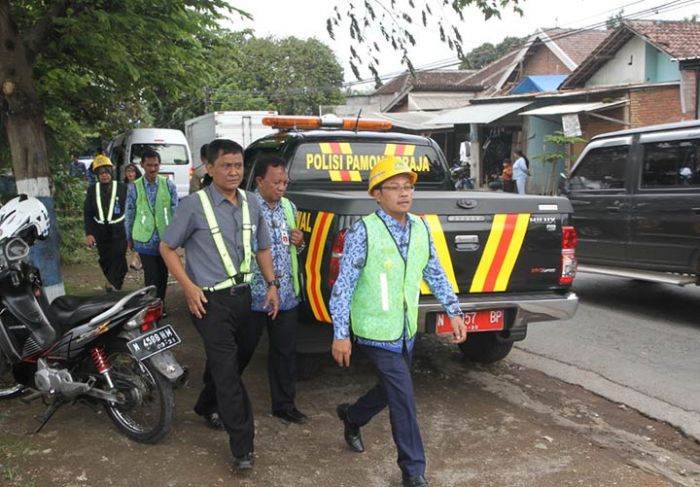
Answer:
[
  {"xmin": 525, "ymin": 116, "xmax": 563, "ymax": 194},
  {"xmin": 572, "ymin": 106, "xmax": 629, "ymax": 160},
  {"xmin": 588, "ymin": 36, "xmax": 646, "ymax": 87},
  {"xmin": 645, "ymin": 44, "xmax": 680, "ymax": 83},
  {"xmin": 629, "ymin": 84, "xmax": 687, "ymax": 127},
  {"xmin": 680, "ymin": 68, "xmax": 699, "ymax": 118},
  {"xmin": 522, "ymin": 46, "xmax": 570, "ymax": 77}
]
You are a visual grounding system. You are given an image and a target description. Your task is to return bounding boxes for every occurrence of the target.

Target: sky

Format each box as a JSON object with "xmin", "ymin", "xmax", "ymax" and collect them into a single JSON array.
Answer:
[{"xmin": 222, "ymin": 0, "xmax": 700, "ymax": 90}]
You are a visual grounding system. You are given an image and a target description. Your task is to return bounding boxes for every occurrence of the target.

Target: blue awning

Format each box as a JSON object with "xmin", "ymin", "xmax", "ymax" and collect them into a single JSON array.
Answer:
[{"xmin": 511, "ymin": 75, "xmax": 568, "ymax": 94}]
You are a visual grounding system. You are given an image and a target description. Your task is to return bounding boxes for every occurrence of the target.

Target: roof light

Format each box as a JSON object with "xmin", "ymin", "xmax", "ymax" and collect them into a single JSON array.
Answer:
[{"xmin": 262, "ymin": 116, "xmax": 392, "ymax": 131}]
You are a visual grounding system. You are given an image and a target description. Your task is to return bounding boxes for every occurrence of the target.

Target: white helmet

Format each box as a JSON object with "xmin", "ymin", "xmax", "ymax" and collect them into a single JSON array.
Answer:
[{"xmin": 0, "ymin": 195, "xmax": 50, "ymax": 241}]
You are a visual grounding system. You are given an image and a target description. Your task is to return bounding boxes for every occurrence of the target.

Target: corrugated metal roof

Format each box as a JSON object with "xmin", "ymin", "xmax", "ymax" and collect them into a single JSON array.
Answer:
[
  {"xmin": 431, "ymin": 101, "xmax": 531, "ymax": 124},
  {"xmin": 519, "ymin": 99, "xmax": 626, "ymax": 116}
]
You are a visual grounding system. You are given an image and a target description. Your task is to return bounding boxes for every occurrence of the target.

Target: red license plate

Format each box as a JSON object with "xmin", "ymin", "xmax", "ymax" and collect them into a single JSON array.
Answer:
[{"xmin": 435, "ymin": 309, "xmax": 505, "ymax": 333}]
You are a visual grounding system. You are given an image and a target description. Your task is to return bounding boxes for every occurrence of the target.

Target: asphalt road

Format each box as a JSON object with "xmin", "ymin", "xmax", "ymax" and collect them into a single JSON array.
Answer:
[{"xmin": 512, "ymin": 272, "xmax": 700, "ymax": 441}]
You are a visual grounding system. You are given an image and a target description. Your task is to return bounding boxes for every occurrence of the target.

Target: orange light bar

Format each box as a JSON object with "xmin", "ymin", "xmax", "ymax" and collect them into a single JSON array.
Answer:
[{"xmin": 262, "ymin": 116, "xmax": 392, "ymax": 131}]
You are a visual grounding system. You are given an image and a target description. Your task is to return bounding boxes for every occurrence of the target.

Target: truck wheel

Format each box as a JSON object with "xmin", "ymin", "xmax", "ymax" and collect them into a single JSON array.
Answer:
[{"xmin": 458, "ymin": 332, "xmax": 514, "ymax": 363}]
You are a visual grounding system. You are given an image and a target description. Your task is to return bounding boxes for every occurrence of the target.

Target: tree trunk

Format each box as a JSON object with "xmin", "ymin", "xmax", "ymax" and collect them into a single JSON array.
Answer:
[{"xmin": 1, "ymin": 0, "xmax": 64, "ymax": 300}]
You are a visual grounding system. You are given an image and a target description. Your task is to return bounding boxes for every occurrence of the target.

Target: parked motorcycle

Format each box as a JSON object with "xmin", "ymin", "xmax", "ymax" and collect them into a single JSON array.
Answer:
[
  {"xmin": 0, "ymin": 195, "xmax": 185, "ymax": 444},
  {"xmin": 450, "ymin": 162, "xmax": 474, "ymax": 190}
]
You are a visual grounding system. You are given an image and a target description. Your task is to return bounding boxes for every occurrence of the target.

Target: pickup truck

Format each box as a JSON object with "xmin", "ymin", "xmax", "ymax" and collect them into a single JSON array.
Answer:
[
  {"xmin": 243, "ymin": 116, "xmax": 579, "ymax": 367},
  {"xmin": 561, "ymin": 119, "xmax": 700, "ymax": 286}
]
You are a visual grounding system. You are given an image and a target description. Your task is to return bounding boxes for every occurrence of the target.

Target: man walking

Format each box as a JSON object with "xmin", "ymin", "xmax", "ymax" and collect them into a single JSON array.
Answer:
[
  {"xmin": 125, "ymin": 149, "xmax": 178, "ymax": 313},
  {"xmin": 245, "ymin": 154, "xmax": 308, "ymax": 424},
  {"xmin": 330, "ymin": 157, "xmax": 467, "ymax": 487},
  {"xmin": 160, "ymin": 139, "xmax": 279, "ymax": 472}
]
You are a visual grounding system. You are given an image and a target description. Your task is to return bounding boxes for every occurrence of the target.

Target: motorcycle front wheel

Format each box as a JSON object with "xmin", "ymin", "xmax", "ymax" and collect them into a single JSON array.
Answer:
[
  {"xmin": 0, "ymin": 350, "xmax": 24, "ymax": 399},
  {"xmin": 102, "ymin": 338, "xmax": 174, "ymax": 443}
]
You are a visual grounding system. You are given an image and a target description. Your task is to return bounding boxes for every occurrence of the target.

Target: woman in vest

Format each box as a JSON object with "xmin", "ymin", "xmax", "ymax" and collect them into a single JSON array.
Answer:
[
  {"xmin": 84, "ymin": 154, "xmax": 128, "ymax": 292},
  {"xmin": 329, "ymin": 157, "xmax": 467, "ymax": 487}
]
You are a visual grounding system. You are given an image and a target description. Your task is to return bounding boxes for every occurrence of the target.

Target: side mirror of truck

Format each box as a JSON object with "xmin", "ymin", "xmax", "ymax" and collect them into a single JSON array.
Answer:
[{"xmin": 558, "ymin": 172, "xmax": 570, "ymax": 195}]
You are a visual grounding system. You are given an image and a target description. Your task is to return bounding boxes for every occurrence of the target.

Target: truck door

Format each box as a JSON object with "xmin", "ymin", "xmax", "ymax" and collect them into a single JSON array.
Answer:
[
  {"xmin": 566, "ymin": 138, "xmax": 632, "ymax": 266},
  {"xmin": 629, "ymin": 131, "xmax": 700, "ymax": 272}
]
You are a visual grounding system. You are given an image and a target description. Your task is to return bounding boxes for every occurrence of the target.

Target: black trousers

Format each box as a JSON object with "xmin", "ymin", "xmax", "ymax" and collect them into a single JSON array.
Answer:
[
  {"xmin": 96, "ymin": 235, "xmax": 127, "ymax": 289},
  {"xmin": 139, "ymin": 253, "xmax": 168, "ymax": 303},
  {"xmin": 249, "ymin": 308, "xmax": 299, "ymax": 414},
  {"xmin": 191, "ymin": 287, "xmax": 257, "ymax": 457}
]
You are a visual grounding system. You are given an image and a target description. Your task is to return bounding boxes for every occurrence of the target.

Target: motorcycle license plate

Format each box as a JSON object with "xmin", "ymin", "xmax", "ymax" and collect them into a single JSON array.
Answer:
[
  {"xmin": 127, "ymin": 325, "xmax": 181, "ymax": 362},
  {"xmin": 435, "ymin": 310, "xmax": 505, "ymax": 333}
]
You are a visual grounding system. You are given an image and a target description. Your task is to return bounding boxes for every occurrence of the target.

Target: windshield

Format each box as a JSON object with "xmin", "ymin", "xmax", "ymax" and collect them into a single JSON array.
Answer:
[
  {"xmin": 289, "ymin": 141, "xmax": 446, "ymax": 185},
  {"xmin": 130, "ymin": 144, "xmax": 189, "ymax": 166}
]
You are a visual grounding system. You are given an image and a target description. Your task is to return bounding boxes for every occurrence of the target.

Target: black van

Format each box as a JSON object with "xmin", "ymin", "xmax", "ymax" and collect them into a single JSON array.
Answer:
[{"xmin": 561, "ymin": 119, "xmax": 700, "ymax": 285}]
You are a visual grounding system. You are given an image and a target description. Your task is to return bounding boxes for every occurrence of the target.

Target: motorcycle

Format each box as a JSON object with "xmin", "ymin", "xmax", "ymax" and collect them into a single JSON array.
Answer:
[
  {"xmin": 450, "ymin": 162, "xmax": 474, "ymax": 190},
  {"xmin": 0, "ymin": 195, "xmax": 185, "ymax": 444}
]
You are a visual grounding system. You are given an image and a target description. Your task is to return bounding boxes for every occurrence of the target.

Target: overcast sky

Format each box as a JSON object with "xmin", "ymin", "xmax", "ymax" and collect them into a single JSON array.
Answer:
[{"xmin": 223, "ymin": 0, "xmax": 700, "ymax": 89}]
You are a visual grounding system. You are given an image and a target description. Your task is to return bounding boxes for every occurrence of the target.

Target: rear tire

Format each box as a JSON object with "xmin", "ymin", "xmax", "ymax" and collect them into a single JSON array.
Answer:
[
  {"xmin": 458, "ymin": 332, "xmax": 514, "ymax": 363},
  {"xmin": 103, "ymin": 339, "xmax": 174, "ymax": 443}
]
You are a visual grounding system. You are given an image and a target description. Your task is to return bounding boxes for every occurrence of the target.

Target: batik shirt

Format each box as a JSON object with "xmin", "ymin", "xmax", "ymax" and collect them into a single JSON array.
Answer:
[
  {"xmin": 124, "ymin": 177, "xmax": 178, "ymax": 256},
  {"xmin": 329, "ymin": 209, "xmax": 462, "ymax": 353}
]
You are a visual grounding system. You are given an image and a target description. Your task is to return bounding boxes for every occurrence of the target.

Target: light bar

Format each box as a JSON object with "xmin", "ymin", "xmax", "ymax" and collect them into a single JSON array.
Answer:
[{"xmin": 262, "ymin": 116, "xmax": 392, "ymax": 131}]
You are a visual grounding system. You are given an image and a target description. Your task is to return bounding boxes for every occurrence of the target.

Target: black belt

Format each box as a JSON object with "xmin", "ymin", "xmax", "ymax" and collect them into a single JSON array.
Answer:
[{"xmin": 205, "ymin": 283, "xmax": 250, "ymax": 296}]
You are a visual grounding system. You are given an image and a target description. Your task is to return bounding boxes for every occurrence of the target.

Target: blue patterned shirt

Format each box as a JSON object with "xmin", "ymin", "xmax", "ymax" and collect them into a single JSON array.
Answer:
[
  {"xmin": 125, "ymin": 177, "xmax": 178, "ymax": 256},
  {"xmin": 250, "ymin": 192, "xmax": 301, "ymax": 312},
  {"xmin": 329, "ymin": 209, "xmax": 462, "ymax": 353}
]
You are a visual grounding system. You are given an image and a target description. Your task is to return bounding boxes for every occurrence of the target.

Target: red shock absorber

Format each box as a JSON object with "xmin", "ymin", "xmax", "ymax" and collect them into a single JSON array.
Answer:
[{"xmin": 90, "ymin": 346, "xmax": 110, "ymax": 374}]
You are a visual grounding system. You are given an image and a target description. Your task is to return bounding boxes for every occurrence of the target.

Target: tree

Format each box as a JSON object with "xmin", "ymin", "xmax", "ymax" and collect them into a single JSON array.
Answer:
[
  {"xmin": 0, "ymin": 0, "xmax": 235, "ymax": 298},
  {"xmin": 327, "ymin": 0, "xmax": 524, "ymax": 84},
  {"xmin": 459, "ymin": 36, "xmax": 525, "ymax": 70}
]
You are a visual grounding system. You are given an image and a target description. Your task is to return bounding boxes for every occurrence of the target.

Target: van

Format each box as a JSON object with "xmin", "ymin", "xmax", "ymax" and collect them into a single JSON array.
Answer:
[
  {"xmin": 561, "ymin": 119, "xmax": 700, "ymax": 285},
  {"xmin": 106, "ymin": 128, "xmax": 192, "ymax": 199}
]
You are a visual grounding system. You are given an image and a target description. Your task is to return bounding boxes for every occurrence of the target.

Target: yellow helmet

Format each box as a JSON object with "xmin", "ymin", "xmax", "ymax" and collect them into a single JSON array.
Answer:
[
  {"xmin": 91, "ymin": 154, "xmax": 113, "ymax": 173},
  {"xmin": 367, "ymin": 156, "xmax": 417, "ymax": 195}
]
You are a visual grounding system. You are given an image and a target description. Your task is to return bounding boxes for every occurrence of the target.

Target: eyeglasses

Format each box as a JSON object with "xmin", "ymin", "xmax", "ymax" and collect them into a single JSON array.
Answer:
[{"xmin": 380, "ymin": 184, "xmax": 415, "ymax": 193}]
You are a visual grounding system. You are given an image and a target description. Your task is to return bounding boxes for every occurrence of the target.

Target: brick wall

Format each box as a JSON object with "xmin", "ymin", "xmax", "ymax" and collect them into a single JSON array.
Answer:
[
  {"xmin": 629, "ymin": 85, "xmax": 689, "ymax": 127},
  {"xmin": 522, "ymin": 47, "xmax": 570, "ymax": 76},
  {"xmin": 570, "ymin": 107, "xmax": 629, "ymax": 162},
  {"xmin": 680, "ymin": 69, "xmax": 698, "ymax": 118}
]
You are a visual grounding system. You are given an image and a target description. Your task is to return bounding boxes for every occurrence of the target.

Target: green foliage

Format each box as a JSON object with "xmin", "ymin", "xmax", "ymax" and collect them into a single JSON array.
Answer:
[
  {"xmin": 460, "ymin": 36, "xmax": 525, "ymax": 70},
  {"xmin": 535, "ymin": 131, "xmax": 587, "ymax": 195}
]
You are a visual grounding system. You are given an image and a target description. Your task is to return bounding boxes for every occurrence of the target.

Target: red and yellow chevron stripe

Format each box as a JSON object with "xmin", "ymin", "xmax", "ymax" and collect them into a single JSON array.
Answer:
[
  {"xmin": 420, "ymin": 214, "xmax": 459, "ymax": 295},
  {"xmin": 319, "ymin": 143, "xmax": 361, "ymax": 181},
  {"xmin": 470, "ymin": 213, "xmax": 530, "ymax": 293},
  {"xmin": 384, "ymin": 143, "xmax": 416, "ymax": 157},
  {"xmin": 305, "ymin": 211, "xmax": 334, "ymax": 323}
]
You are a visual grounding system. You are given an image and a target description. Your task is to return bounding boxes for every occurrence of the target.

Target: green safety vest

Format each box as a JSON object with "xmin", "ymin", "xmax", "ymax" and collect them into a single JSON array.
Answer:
[
  {"xmin": 280, "ymin": 197, "xmax": 300, "ymax": 296},
  {"xmin": 132, "ymin": 176, "xmax": 173, "ymax": 243},
  {"xmin": 197, "ymin": 188, "xmax": 253, "ymax": 291},
  {"xmin": 350, "ymin": 212, "xmax": 430, "ymax": 342},
  {"xmin": 95, "ymin": 181, "xmax": 125, "ymax": 225}
]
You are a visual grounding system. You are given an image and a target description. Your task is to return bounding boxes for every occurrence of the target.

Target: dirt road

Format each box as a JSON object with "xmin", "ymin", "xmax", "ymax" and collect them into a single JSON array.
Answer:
[{"xmin": 1, "ymin": 265, "xmax": 699, "ymax": 486}]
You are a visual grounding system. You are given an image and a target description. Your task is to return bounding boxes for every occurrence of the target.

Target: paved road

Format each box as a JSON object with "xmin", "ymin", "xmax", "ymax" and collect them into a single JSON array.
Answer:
[{"xmin": 512, "ymin": 272, "xmax": 700, "ymax": 440}]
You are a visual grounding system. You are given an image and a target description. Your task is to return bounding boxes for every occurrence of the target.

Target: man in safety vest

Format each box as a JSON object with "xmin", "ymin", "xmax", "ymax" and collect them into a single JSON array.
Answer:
[
  {"xmin": 243, "ymin": 154, "xmax": 308, "ymax": 424},
  {"xmin": 329, "ymin": 156, "xmax": 467, "ymax": 487},
  {"xmin": 84, "ymin": 154, "xmax": 128, "ymax": 292},
  {"xmin": 160, "ymin": 138, "xmax": 279, "ymax": 473},
  {"xmin": 125, "ymin": 149, "xmax": 178, "ymax": 312}
]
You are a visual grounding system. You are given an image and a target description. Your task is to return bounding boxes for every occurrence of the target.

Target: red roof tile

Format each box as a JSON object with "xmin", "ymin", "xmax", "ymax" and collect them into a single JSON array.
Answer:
[{"xmin": 627, "ymin": 20, "xmax": 700, "ymax": 59}]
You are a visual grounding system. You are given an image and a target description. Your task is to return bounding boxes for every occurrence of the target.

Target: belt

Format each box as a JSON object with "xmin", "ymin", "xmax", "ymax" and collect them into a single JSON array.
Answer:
[{"xmin": 204, "ymin": 283, "xmax": 250, "ymax": 296}]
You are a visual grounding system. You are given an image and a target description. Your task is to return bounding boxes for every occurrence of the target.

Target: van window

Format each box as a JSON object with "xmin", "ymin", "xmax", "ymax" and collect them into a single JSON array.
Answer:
[
  {"xmin": 131, "ymin": 144, "xmax": 189, "ymax": 166},
  {"xmin": 640, "ymin": 138, "xmax": 700, "ymax": 188},
  {"xmin": 289, "ymin": 142, "xmax": 445, "ymax": 184},
  {"xmin": 570, "ymin": 146, "xmax": 629, "ymax": 190}
]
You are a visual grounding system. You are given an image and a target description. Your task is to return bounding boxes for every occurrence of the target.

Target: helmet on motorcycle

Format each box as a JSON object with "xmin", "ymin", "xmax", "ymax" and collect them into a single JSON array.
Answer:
[
  {"xmin": 91, "ymin": 154, "xmax": 113, "ymax": 173},
  {"xmin": 367, "ymin": 156, "xmax": 417, "ymax": 195},
  {"xmin": 0, "ymin": 195, "xmax": 50, "ymax": 240}
]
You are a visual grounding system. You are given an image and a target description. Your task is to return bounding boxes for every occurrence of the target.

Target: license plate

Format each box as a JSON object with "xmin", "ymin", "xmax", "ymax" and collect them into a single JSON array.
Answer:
[
  {"xmin": 435, "ymin": 309, "xmax": 505, "ymax": 333},
  {"xmin": 127, "ymin": 325, "xmax": 181, "ymax": 361}
]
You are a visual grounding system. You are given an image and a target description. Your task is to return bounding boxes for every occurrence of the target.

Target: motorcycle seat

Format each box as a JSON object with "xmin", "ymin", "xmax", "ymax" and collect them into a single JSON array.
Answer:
[{"xmin": 48, "ymin": 293, "xmax": 130, "ymax": 330}]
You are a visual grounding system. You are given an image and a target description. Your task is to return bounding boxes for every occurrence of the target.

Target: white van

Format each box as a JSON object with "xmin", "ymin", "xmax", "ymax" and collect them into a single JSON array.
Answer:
[{"xmin": 106, "ymin": 128, "xmax": 192, "ymax": 199}]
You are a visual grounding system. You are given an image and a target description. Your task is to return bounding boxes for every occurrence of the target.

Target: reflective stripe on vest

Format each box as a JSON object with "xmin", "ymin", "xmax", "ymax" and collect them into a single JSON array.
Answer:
[
  {"xmin": 95, "ymin": 181, "xmax": 125, "ymax": 225},
  {"xmin": 280, "ymin": 197, "xmax": 300, "ymax": 296},
  {"xmin": 197, "ymin": 189, "xmax": 253, "ymax": 291},
  {"xmin": 350, "ymin": 213, "xmax": 430, "ymax": 342}
]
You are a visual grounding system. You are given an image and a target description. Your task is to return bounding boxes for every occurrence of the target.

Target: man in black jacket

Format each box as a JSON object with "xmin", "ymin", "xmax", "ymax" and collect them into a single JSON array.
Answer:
[{"xmin": 84, "ymin": 154, "xmax": 128, "ymax": 292}]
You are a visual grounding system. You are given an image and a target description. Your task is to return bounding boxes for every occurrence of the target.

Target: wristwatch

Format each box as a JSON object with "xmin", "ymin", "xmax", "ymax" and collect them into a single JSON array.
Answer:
[{"xmin": 267, "ymin": 278, "xmax": 280, "ymax": 288}]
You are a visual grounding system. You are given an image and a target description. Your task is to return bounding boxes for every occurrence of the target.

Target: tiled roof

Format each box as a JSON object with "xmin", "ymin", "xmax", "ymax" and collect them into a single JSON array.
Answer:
[
  {"xmin": 547, "ymin": 28, "xmax": 610, "ymax": 64},
  {"xmin": 374, "ymin": 70, "xmax": 477, "ymax": 95},
  {"xmin": 627, "ymin": 20, "xmax": 700, "ymax": 60}
]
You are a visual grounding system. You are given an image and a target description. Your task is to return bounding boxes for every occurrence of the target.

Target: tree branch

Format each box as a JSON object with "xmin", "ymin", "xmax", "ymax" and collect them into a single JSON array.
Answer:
[{"xmin": 23, "ymin": 0, "xmax": 74, "ymax": 61}]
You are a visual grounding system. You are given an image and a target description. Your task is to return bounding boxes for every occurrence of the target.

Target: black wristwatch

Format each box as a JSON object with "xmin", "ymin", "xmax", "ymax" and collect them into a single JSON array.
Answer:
[{"xmin": 267, "ymin": 278, "xmax": 280, "ymax": 288}]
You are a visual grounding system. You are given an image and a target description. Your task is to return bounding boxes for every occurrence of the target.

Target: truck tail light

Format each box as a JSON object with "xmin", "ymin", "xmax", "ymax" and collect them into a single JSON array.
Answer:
[
  {"xmin": 559, "ymin": 225, "xmax": 577, "ymax": 285},
  {"xmin": 328, "ymin": 229, "xmax": 348, "ymax": 288}
]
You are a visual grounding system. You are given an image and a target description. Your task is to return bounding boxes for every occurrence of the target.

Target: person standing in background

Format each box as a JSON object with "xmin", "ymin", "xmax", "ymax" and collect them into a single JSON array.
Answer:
[
  {"xmin": 123, "ymin": 163, "xmax": 143, "ymax": 271},
  {"xmin": 512, "ymin": 149, "xmax": 530, "ymax": 195}
]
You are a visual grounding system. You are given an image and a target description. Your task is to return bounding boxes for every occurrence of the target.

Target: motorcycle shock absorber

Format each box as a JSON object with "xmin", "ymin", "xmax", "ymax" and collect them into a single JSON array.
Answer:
[{"xmin": 90, "ymin": 346, "xmax": 115, "ymax": 390}]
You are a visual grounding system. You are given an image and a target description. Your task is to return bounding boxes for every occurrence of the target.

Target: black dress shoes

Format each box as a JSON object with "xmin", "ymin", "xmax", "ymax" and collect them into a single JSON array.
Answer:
[
  {"xmin": 232, "ymin": 452, "xmax": 254, "ymax": 471},
  {"xmin": 201, "ymin": 412, "xmax": 224, "ymax": 430},
  {"xmin": 402, "ymin": 474, "xmax": 428, "ymax": 487},
  {"xmin": 336, "ymin": 403, "xmax": 364, "ymax": 453},
  {"xmin": 272, "ymin": 408, "xmax": 309, "ymax": 424}
]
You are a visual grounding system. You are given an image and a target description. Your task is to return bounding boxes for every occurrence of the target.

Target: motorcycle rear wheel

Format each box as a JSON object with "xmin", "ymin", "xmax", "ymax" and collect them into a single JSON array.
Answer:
[
  {"xmin": 0, "ymin": 350, "xmax": 24, "ymax": 399},
  {"xmin": 103, "ymin": 338, "xmax": 174, "ymax": 443}
]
